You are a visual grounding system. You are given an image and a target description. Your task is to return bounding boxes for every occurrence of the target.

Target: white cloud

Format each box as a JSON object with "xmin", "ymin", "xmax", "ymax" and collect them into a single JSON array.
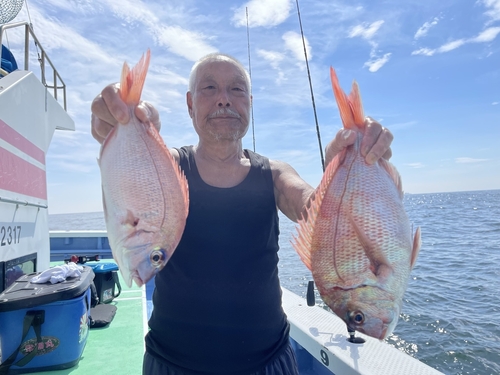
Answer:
[
  {"xmin": 364, "ymin": 52, "xmax": 392, "ymax": 72},
  {"xmin": 438, "ymin": 39, "xmax": 466, "ymax": 53},
  {"xmin": 257, "ymin": 49, "xmax": 284, "ymax": 69},
  {"xmin": 103, "ymin": 0, "xmax": 218, "ymax": 61},
  {"xmin": 493, "ymin": 101, "xmax": 499, "ymax": 105},
  {"xmin": 455, "ymin": 157, "xmax": 489, "ymax": 163},
  {"xmin": 232, "ymin": 0, "xmax": 293, "ymax": 28},
  {"xmin": 283, "ymin": 31, "xmax": 312, "ymax": 63},
  {"xmin": 349, "ymin": 20, "xmax": 384, "ymax": 40},
  {"xmin": 482, "ymin": 0, "xmax": 500, "ymax": 22},
  {"xmin": 347, "ymin": 20, "xmax": 389, "ymax": 72},
  {"xmin": 411, "ymin": 47, "xmax": 435, "ymax": 56},
  {"xmin": 155, "ymin": 26, "xmax": 218, "ymax": 61},
  {"xmin": 411, "ymin": 27, "xmax": 500, "ymax": 56},
  {"xmin": 406, "ymin": 163, "xmax": 425, "ymax": 169},
  {"xmin": 257, "ymin": 49, "xmax": 287, "ymax": 84},
  {"xmin": 470, "ymin": 26, "xmax": 500, "ymax": 42},
  {"xmin": 414, "ymin": 17, "xmax": 440, "ymax": 39}
]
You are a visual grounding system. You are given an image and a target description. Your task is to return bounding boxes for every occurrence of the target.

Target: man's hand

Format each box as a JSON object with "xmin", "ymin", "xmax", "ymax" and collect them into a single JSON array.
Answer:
[
  {"xmin": 91, "ymin": 83, "xmax": 161, "ymax": 144},
  {"xmin": 324, "ymin": 117, "xmax": 393, "ymax": 167}
]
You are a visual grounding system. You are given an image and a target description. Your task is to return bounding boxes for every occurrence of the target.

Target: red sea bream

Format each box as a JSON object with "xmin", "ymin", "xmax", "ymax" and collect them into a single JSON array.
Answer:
[
  {"xmin": 293, "ymin": 67, "xmax": 421, "ymax": 340},
  {"xmin": 98, "ymin": 50, "xmax": 189, "ymax": 287}
]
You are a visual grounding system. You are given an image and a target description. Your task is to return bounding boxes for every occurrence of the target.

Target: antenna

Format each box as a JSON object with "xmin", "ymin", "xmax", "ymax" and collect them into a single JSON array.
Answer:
[
  {"xmin": 246, "ymin": 7, "xmax": 256, "ymax": 152},
  {"xmin": 295, "ymin": 0, "xmax": 325, "ymax": 171}
]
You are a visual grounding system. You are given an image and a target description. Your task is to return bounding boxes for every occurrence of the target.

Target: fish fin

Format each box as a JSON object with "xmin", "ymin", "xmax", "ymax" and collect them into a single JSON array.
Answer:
[
  {"xmin": 122, "ymin": 209, "xmax": 140, "ymax": 228},
  {"xmin": 348, "ymin": 80, "xmax": 365, "ymax": 126},
  {"xmin": 143, "ymin": 125, "xmax": 189, "ymax": 220},
  {"xmin": 330, "ymin": 67, "xmax": 365, "ymax": 130},
  {"xmin": 349, "ymin": 214, "xmax": 393, "ymax": 280},
  {"xmin": 292, "ymin": 149, "xmax": 343, "ymax": 271},
  {"xmin": 410, "ymin": 226, "xmax": 421, "ymax": 269},
  {"xmin": 378, "ymin": 158, "xmax": 404, "ymax": 199},
  {"xmin": 120, "ymin": 49, "xmax": 151, "ymax": 105}
]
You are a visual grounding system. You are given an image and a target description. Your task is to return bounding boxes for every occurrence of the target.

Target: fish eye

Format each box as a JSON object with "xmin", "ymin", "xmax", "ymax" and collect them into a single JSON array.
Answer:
[
  {"xmin": 150, "ymin": 248, "xmax": 166, "ymax": 268},
  {"xmin": 349, "ymin": 310, "xmax": 365, "ymax": 325}
]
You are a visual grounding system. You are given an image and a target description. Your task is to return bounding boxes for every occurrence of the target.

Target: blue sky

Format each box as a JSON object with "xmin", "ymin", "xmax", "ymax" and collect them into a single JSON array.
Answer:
[{"xmin": 6, "ymin": 0, "xmax": 500, "ymax": 214}]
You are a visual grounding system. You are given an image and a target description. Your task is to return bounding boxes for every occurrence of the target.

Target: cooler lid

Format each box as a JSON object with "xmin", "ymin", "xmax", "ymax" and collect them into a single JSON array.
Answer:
[
  {"xmin": 87, "ymin": 262, "xmax": 119, "ymax": 273},
  {"xmin": 0, "ymin": 265, "xmax": 94, "ymax": 312}
]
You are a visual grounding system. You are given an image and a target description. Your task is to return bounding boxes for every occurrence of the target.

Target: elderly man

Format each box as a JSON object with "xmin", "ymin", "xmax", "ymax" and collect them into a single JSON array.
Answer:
[{"xmin": 91, "ymin": 53, "xmax": 393, "ymax": 375}]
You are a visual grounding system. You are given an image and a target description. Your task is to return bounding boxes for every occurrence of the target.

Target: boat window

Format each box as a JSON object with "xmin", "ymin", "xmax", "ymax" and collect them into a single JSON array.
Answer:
[{"xmin": 0, "ymin": 253, "xmax": 36, "ymax": 293}]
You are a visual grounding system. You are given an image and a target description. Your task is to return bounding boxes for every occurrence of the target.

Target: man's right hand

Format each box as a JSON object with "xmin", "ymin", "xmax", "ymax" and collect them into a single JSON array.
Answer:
[{"xmin": 91, "ymin": 83, "xmax": 161, "ymax": 144}]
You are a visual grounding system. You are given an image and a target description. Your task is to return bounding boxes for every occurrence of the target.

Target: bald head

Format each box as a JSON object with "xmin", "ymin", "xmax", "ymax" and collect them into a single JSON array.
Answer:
[{"xmin": 188, "ymin": 53, "xmax": 251, "ymax": 94}]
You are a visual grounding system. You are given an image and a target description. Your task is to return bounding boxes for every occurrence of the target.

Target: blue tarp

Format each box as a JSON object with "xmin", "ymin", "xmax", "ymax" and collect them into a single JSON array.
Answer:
[{"xmin": 1, "ymin": 44, "xmax": 18, "ymax": 74}]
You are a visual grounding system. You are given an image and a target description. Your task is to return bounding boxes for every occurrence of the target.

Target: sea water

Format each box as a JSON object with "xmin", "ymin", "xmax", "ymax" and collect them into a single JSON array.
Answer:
[{"xmin": 49, "ymin": 189, "xmax": 500, "ymax": 375}]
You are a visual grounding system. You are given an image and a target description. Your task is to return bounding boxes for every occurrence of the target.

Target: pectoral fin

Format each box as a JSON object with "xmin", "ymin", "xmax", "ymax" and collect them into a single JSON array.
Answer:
[
  {"xmin": 122, "ymin": 209, "xmax": 140, "ymax": 228},
  {"xmin": 350, "ymin": 215, "xmax": 393, "ymax": 281}
]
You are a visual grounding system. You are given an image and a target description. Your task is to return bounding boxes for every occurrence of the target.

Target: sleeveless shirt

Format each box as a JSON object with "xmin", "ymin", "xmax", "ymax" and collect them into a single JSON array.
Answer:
[{"xmin": 145, "ymin": 146, "xmax": 289, "ymax": 374}]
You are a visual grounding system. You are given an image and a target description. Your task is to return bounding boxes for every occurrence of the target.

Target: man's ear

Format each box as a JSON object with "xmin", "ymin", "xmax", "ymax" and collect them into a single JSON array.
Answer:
[{"xmin": 187, "ymin": 92, "xmax": 193, "ymax": 118}]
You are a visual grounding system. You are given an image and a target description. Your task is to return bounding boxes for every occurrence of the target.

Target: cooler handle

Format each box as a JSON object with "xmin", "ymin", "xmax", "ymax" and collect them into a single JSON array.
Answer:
[{"xmin": 112, "ymin": 272, "xmax": 121, "ymax": 299}]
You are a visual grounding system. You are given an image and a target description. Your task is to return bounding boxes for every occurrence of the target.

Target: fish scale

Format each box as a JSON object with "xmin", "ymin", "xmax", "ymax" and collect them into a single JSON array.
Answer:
[{"xmin": 293, "ymin": 67, "xmax": 420, "ymax": 340}]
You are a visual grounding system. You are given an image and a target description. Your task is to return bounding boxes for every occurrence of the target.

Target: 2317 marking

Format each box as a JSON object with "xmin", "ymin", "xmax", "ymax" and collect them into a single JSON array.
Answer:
[{"xmin": 0, "ymin": 225, "xmax": 22, "ymax": 246}]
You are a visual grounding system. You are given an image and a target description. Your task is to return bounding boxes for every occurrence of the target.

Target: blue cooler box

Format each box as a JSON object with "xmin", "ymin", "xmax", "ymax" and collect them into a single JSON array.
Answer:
[
  {"xmin": 87, "ymin": 263, "xmax": 121, "ymax": 304},
  {"xmin": 0, "ymin": 266, "xmax": 94, "ymax": 374}
]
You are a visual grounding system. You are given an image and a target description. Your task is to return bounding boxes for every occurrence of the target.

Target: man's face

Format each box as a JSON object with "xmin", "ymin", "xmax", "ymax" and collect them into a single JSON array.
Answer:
[{"xmin": 187, "ymin": 59, "xmax": 251, "ymax": 142}]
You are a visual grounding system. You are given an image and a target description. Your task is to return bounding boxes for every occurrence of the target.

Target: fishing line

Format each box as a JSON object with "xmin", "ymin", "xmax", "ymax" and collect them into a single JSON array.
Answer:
[
  {"xmin": 295, "ymin": 0, "xmax": 325, "ymax": 172},
  {"xmin": 246, "ymin": 7, "xmax": 256, "ymax": 153}
]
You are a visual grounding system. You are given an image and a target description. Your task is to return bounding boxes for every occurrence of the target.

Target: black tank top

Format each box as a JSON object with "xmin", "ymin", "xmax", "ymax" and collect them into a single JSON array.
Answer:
[{"xmin": 145, "ymin": 146, "xmax": 289, "ymax": 374}]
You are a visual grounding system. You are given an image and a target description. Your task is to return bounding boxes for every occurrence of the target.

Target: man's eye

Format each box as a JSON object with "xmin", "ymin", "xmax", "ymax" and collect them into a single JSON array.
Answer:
[{"xmin": 203, "ymin": 85, "xmax": 215, "ymax": 90}]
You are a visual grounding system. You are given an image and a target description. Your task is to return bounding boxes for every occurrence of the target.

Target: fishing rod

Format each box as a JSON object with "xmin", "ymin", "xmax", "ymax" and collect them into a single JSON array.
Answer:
[
  {"xmin": 295, "ymin": 0, "xmax": 325, "ymax": 172},
  {"xmin": 246, "ymin": 7, "xmax": 256, "ymax": 152}
]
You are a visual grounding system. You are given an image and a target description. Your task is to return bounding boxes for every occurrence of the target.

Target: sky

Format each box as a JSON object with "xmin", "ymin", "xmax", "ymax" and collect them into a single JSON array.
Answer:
[{"xmin": 4, "ymin": 0, "xmax": 500, "ymax": 214}]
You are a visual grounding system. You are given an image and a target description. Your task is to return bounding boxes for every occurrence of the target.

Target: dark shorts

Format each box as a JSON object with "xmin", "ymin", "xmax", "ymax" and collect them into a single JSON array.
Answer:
[{"xmin": 142, "ymin": 342, "xmax": 299, "ymax": 375}]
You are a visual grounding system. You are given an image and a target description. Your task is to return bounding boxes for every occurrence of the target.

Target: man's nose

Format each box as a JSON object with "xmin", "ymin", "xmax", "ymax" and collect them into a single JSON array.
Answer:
[{"xmin": 217, "ymin": 90, "xmax": 231, "ymax": 107}]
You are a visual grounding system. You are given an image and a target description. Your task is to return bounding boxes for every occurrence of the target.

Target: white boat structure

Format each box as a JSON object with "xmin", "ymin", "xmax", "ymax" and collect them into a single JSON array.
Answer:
[{"xmin": 0, "ymin": 18, "xmax": 443, "ymax": 375}]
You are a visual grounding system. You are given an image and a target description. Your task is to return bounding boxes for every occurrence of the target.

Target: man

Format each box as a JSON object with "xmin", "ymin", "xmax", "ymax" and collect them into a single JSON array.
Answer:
[{"xmin": 91, "ymin": 53, "xmax": 393, "ymax": 374}]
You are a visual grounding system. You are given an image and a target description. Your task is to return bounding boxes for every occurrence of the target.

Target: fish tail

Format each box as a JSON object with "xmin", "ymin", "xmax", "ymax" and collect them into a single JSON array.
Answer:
[
  {"xmin": 330, "ymin": 67, "xmax": 365, "ymax": 130},
  {"xmin": 120, "ymin": 49, "xmax": 151, "ymax": 105}
]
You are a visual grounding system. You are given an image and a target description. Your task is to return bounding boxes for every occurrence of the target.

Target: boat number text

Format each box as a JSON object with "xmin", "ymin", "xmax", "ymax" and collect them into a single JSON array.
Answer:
[
  {"xmin": 0, "ymin": 225, "xmax": 22, "ymax": 246},
  {"xmin": 320, "ymin": 349, "xmax": 330, "ymax": 366}
]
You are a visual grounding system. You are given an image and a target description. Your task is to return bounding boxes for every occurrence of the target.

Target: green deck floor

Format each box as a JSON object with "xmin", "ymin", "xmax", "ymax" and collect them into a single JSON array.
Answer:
[{"xmin": 37, "ymin": 265, "xmax": 147, "ymax": 375}]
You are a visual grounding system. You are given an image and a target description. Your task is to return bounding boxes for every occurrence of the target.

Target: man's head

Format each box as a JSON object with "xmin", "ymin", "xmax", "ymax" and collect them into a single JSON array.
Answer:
[
  {"xmin": 188, "ymin": 53, "xmax": 251, "ymax": 94},
  {"xmin": 187, "ymin": 53, "xmax": 252, "ymax": 143}
]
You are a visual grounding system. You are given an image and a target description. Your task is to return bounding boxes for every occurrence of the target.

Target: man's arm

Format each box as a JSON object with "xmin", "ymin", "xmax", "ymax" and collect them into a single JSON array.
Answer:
[{"xmin": 271, "ymin": 160, "xmax": 315, "ymax": 223}]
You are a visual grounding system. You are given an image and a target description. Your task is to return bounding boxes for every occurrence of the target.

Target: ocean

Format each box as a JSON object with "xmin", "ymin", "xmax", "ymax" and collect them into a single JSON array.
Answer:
[{"xmin": 49, "ymin": 189, "xmax": 500, "ymax": 375}]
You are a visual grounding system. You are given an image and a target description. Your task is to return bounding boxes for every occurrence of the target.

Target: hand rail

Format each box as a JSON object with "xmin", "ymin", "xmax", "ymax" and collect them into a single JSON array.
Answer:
[
  {"xmin": 0, "ymin": 196, "xmax": 48, "ymax": 208},
  {"xmin": 0, "ymin": 21, "xmax": 68, "ymax": 111}
]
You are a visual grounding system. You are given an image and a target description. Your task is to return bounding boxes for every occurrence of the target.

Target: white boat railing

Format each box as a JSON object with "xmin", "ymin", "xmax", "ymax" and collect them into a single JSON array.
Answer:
[{"xmin": 0, "ymin": 21, "xmax": 68, "ymax": 111}]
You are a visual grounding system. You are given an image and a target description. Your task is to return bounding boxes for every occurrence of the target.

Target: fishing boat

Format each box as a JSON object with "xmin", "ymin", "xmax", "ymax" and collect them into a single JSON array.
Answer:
[{"xmin": 0, "ymin": 19, "xmax": 443, "ymax": 375}]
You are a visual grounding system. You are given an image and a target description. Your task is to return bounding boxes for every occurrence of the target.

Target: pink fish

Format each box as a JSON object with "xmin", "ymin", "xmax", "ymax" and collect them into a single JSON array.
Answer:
[
  {"xmin": 293, "ymin": 67, "xmax": 421, "ymax": 340},
  {"xmin": 98, "ymin": 50, "xmax": 189, "ymax": 287}
]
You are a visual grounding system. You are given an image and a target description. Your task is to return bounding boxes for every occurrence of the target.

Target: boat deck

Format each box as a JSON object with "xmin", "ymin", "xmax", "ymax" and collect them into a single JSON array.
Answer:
[
  {"xmin": 30, "ymin": 266, "xmax": 442, "ymax": 375},
  {"xmin": 35, "ymin": 265, "xmax": 148, "ymax": 375}
]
